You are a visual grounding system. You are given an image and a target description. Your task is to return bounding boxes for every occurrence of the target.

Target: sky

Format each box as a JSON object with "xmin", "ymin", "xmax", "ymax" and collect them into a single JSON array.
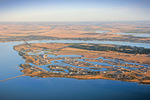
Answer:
[{"xmin": 0, "ymin": 0, "xmax": 150, "ymax": 22}]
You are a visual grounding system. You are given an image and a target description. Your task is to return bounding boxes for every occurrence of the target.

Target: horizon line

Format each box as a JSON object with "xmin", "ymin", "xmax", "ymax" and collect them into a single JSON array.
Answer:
[{"xmin": 0, "ymin": 20, "xmax": 150, "ymax": 23}]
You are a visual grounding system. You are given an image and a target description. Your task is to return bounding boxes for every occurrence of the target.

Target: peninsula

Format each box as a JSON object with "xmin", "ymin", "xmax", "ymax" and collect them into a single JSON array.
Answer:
[{"xmin": 13, "ymin": 42, "xmax": 150, "ymax": 84}]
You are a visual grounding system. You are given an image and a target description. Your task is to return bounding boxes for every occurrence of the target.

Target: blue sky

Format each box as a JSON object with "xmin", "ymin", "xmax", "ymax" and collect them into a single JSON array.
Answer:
[{"xmin": 0, "ymin": 0, "xmax": 150, "ymax": 22}]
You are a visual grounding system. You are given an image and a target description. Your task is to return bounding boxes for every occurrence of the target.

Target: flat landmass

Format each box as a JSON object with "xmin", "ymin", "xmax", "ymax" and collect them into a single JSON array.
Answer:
[
  {"xmin": 14, "ymin": 43, "xmax": 150, "ymax": 84},
  {"xmin": 0, "ymin": 21, "xmax": 150, "ymax": 43}
]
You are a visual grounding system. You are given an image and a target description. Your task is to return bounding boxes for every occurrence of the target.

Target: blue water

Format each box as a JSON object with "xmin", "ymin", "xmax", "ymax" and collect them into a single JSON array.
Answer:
[
  {"xmin": 95, "ymin": 31, "xmax": 110, "ymax": 33},
  {"xmin": 48, "ymin": 54, "xmax": 81, "ymax": 58},
  {"xmin": 1, "ymin": 41, "xmax": 150, "ymax": 100},
  {"xmin": 112, "ymin": 33, "xmax": 150, "ymax": 37},
  {"xmin": 95, "ymin": 30, "xmax": 150, "ymax": 38},
  {"xmin": 27, "ymin": 40, "xmax": 150, "ymax": 48}
]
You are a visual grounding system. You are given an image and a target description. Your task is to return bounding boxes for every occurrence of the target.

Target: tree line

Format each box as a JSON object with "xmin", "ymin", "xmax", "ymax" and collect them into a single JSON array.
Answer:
[{"xmin": 69, "ymin": 44, "xmax": 150, "ymax": 54}]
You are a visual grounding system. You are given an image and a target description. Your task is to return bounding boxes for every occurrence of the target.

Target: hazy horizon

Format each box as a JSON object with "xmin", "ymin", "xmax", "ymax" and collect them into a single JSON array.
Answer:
[{"xmin": 0, "ymin": 0, "xmax": 150, "ymax": 22}]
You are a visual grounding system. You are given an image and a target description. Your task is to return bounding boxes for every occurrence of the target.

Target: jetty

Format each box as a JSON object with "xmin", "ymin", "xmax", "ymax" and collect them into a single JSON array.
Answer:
[{"xmin": 0, "ymin": 74, "xmax": 26, "ymax": 82}]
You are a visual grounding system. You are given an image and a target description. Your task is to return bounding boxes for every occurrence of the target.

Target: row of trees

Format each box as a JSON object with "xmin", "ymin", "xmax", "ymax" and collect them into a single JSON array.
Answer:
[{"xmin": 69, "ymin": 44, "xmax": 150, "ymax": 54}]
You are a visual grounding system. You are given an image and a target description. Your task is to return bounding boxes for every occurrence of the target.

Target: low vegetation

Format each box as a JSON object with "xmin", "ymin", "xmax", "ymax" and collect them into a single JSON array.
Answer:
[{"xmin": 69, "ymin": 43, "xmax": 150, "ymax": 54}]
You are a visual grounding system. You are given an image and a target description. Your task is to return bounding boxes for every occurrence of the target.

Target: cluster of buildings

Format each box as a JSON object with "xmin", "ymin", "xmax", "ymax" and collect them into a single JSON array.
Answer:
[{"xmin": 16, "ymin": 43, "xmax": 150, "ymax": 84}]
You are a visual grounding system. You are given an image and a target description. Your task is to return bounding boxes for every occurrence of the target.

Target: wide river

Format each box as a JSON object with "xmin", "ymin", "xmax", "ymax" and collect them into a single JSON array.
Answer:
[{"xmin": 0, "ymin": 40, "xmax": 150, "ymax": 100}]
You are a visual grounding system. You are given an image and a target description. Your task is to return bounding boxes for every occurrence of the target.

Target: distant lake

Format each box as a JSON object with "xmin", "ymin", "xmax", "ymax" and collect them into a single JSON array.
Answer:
[
  {"xmin": 112, "ymin": 33, "xmax": 150, "ymax": 38},
  {"xmin": 95, "ymin": 31, "xmax": 110, "ymax": 33},
  {"xmin": 95, "ymin": 31, "xmax": 150, "ymax": 38},
  {"xmin": 0, "ymin": 40, "xmax": 150, "ymax": 100}
]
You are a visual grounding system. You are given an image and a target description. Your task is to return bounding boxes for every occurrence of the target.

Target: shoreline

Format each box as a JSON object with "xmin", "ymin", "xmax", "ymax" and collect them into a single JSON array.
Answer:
[{"xmin": 0, "ymin": 37, "xmax": 150, "ymax": 43}]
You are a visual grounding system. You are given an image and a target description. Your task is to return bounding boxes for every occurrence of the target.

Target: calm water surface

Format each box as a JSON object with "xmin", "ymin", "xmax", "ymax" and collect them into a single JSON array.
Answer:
[
  {"xmin": 0, "ymin": 41, "xmax": 150, "ymax": 100},
  {"xmin": 95, "ymin": 30, "xmax": 150, "ymax": 38},
  {"xmin": 27, "ymin": 40, "xmax": 150, "ymax": 48},
  {"xmin": 112, "ymin": 33, "xmax": 150, "ymax": 38}
]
